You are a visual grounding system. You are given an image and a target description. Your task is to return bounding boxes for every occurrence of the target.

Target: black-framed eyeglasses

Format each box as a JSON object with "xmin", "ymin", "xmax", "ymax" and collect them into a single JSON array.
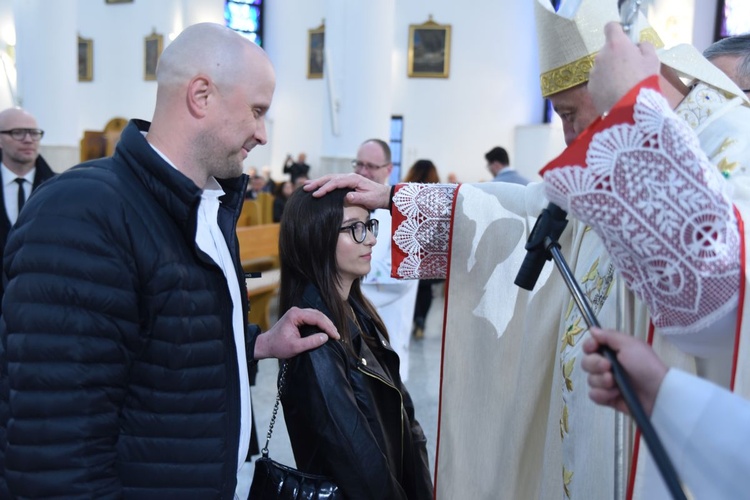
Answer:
[
  {"xmin": 339, "ymin": 219, "xmax": 379, "ymax": 243},
  {"xmin": 0, "ymin": 128, "xmax": 45, "ymax": 141},
  {"xmin": 351, "ymin": 160, "xmax": 389, "ymax": 172}
]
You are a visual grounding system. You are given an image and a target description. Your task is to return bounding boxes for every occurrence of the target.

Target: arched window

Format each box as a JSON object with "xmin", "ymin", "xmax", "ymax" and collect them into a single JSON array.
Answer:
[{"xmin": 225, "ymin": 0, "xmax": 264, "ymax": 46}]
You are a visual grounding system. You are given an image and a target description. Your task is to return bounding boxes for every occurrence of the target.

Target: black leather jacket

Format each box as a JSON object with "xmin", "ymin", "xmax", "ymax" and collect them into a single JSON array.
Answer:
[{"xmin": 281, "ymin": 284, "xmax": 433, "ymax": 499}]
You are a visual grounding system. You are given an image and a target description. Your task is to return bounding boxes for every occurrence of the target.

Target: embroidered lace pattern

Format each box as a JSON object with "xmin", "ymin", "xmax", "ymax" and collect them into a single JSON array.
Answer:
[
  {"xmin": 392, "ymin": 183, "xmax": 455, "ymax": 279},
  {"xmin": 544, "ymin": 88, "xmax": 740, "ymax": 334},
  {"xmin": 673, "ymin": 81, "xmax": 728, "ymax": 131}
]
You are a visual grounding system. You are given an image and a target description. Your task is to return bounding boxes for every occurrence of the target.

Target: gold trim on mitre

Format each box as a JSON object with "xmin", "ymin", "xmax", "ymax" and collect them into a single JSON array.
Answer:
[
  {"xmin": 541, "ymin": 54, "xmax": 596, "ymax": 98},
  {"xmin": 535, "ymin": 0, "xmax": 665, "ymax": 98},
  {"xmin": 540, "ymin": 26, "xmax": 664, "ymax": 98}
]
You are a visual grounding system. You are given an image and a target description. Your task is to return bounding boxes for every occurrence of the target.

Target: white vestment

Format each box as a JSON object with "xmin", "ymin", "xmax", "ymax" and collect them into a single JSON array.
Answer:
[
  {"xmin": 390, "ymin": 80, "xmax": 750, "ymax": 499},
  {"xmin": 643, "ymin": 368, "xmax": 750, "ymax": 499}
]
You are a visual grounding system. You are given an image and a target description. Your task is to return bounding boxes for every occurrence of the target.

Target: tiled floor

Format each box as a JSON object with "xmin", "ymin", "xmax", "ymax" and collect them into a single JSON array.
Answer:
[{"xmin": 237, "ymin": 286, "xmax": 445, "ymax": 498}]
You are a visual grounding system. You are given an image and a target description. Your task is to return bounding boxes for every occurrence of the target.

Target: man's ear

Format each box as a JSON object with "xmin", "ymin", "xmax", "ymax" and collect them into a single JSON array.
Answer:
[{"xmin": 186, "ymin": 75, "xmax": 212, "ymax": 117}]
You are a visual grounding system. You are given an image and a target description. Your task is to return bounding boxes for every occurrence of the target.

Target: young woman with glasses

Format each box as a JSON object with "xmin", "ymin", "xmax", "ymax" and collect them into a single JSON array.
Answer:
[{"xmin": 278, "ymin": 187, "xmax": 433, "ymax": 499}]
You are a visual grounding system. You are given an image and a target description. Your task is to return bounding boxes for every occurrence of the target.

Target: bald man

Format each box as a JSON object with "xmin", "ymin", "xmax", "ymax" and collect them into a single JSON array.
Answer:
[
  {"xmin": 0, "ymin": 107, "xmax": 55, "ymax": 262},
  {"xmin": 0, "ymin": 23, "xmax": 338, "ymax": 498}
]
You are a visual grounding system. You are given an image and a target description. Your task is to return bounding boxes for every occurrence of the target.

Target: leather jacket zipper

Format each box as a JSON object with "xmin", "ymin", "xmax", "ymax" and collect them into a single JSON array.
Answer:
[{"xmin": 356, "ymin": 363, "xmax": 405, "ymax": 468}]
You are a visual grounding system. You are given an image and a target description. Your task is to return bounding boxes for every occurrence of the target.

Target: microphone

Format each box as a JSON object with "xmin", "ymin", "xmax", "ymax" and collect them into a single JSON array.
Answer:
[{"xmin": 514, "ymin": 203, "xmax": 569, "ymax": 291}]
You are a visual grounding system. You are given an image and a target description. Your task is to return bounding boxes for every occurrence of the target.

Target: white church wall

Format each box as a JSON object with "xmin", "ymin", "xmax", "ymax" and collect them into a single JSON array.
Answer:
[{"xmin": 0, "ymin": 0, "xmax": 721, "ymax": 180}]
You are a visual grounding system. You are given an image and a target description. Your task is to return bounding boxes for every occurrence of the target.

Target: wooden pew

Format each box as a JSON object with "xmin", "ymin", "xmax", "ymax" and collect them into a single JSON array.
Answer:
[
  {"xmin": 80, "ymin": 117, "xmax": 128, "ymax": 161},
  {"xmin": 237, "ymin": 223, "xmax": 280, "ymax": 331}
]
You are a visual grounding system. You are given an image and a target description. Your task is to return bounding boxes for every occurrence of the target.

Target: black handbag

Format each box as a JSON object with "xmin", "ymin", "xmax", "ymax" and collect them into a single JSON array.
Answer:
[{"xmin": 249, "ymin": 362, "xmax": 343, "ymax": 500}]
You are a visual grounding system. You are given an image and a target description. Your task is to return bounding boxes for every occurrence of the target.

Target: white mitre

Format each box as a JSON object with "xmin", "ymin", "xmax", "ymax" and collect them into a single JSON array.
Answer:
[{"xmin": 534, "ymin": 0, "xmax": 747, "ymax": 102}]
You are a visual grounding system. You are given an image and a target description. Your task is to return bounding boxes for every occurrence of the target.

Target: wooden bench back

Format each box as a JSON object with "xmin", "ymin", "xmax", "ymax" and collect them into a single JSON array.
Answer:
[
  {"xmin": 237, "ymin": 223, "xmax": 281, "ymax": 331},
  {"xmin": 236, "ymin": 223, "xmax": 280, "ymax": 269}
]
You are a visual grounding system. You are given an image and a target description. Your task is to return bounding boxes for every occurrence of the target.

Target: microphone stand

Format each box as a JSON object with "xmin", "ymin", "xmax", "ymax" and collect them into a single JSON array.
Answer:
[{"xmin": 515, "ymin": 204, "xmax": 689, "ymax": 500}]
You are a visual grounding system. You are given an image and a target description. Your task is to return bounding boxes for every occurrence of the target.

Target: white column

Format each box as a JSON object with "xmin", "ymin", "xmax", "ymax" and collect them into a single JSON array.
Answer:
[
  {"xmin": 321, "ymin": 0, "xmax": 395, "ymax": 169},
  {"xmin": 13, "ymin": 0, "xmax": 78, "ymax": 147}
]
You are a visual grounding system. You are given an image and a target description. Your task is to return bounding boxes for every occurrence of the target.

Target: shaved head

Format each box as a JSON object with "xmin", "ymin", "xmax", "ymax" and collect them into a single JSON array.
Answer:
[
  {"xmin": 0, "ymin": 107, "xmax": 38, "ymax": 131},
  {"xmin": 0, "ymin": 107, "xmax": 42, "ymax": 174},
  {"xmin": 147, "ymin": 23, "xmax": 276, "ymax": 188},
  {"xmin": 156, "ymin": 23, "xmax": 268, "ymax": 90}
]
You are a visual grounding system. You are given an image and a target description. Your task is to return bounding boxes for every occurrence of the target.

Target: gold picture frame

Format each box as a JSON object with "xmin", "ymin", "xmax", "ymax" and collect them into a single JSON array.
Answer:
[
  {"xmin": 77, "ymin": 35, "xmax": 93, "ymax": 82},
  {"xmin": 307, "ymin": 22, "xmax": 325, "ymax": 79},
  {"xmin": 408, "ymin": 17, "xmax": 451, "ymax": 78},
  {"xmin": 144, "ymin": 30, "xmax": 163, "ymax": 81}
]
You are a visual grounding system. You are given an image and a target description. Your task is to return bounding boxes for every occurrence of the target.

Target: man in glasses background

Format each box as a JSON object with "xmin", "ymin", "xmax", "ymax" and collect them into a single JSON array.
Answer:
[
  {"xmin": 353, "ymin": 138, "xmax": 418, "ymax": 382},
  {"xmin": 0, "ymin": 107, "xmax": 55, "ymax": 265}
]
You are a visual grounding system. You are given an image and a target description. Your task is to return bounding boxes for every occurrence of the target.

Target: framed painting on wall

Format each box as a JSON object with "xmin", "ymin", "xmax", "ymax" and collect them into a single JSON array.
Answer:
[
  {"xmin": 307, "ymin": 22, "xmax": 325, "ymax": 79},
  {"xmin": 144, "ymin": 30, "xmax": 164, "ymax": 81},
  {"xmin": 408, "ymin": 17, "xmax": 451, "ymax": 78},
  {"xmin": 78, "ymin": 35, "xmax": 93, "ymax": 82}
]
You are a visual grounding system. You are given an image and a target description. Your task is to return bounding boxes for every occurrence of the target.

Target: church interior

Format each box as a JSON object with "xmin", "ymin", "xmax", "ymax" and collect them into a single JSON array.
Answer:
[
  {"xmin": 1, "ymin": 0, "xmax": 742, "ymax": 185},
  {"xmin": 1, "ymin": 0, "xmax": 749, "ymax": 498}
]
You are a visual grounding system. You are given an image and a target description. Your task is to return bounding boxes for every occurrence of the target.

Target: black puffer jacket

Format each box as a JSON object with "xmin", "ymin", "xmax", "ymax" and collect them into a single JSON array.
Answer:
[
  {"xmin": 0, "ymin": 149, "xmax": 56, "ymax": 264},
  {"xmin": 281, "ymin": 284, "xmax": 433, "ymax": 500},
  {"xmin": 0, "ymin": 120, "xmax": 257, "ymax": 498}
]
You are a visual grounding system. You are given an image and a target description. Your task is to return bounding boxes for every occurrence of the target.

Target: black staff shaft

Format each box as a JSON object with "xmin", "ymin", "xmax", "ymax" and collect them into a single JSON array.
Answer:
[{"xmin": 545, "ymin": 238, "xmax": 689, "ymax": 500}]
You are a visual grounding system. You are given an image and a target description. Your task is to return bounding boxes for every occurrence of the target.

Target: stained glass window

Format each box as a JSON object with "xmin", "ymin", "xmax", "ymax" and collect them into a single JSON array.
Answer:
[
  {"xmin": 225, "ymin": 0, "xmax": 263, "ymax": 46},
  {"xmin": 716, "ymin": 0, "xmax": 750, "ymax": 39},
  {"xmin": 390, "ymin": 116, "xmax": 404, "ymax": 183}
]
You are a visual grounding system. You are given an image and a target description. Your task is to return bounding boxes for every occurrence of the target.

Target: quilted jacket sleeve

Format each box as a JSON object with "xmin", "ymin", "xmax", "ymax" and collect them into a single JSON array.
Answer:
[{"xmin": 0, "ymin": 175, "xmax": 142, "ymax": 497}]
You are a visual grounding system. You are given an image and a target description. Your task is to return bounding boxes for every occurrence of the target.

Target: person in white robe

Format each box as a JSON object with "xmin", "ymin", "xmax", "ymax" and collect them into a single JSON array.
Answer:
[{"xmin": 583, "ymin": 327, "xmax": 750, "ymax": 500}]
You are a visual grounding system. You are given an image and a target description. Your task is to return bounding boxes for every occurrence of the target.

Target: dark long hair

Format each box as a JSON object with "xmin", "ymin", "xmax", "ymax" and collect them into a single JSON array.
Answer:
[{"xmin": 278, "ymin": 188, "xmax": 389, "ymax": 355}]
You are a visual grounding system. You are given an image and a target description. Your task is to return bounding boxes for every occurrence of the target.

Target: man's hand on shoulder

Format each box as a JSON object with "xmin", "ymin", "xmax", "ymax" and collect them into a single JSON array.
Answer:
[{"xmin": 254, "ymin": 307, "xmax": 340, "ymax": 360}]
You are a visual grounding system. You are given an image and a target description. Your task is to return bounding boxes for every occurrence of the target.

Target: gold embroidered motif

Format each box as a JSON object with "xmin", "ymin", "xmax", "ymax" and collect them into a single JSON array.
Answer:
[
  {"xmin": 540, "ymin": 54, "xmax": 596, "ymax": 98},
  {"xmin": 561, "ymin": 404, "xmax": 569, "ymax": 438},
  {"xmin": 717, "ymin": 156, "xmax": 740, "ymax": 179},
  {"xmin": 563, "ymin": 357, "xmax": 576, "ymax": 392},
  {"xmin": 561, "ymin": 317, "xmax": 584, "ymax": 352},
  {"xmin": 712, "ymin": 137, "xmax": 737, "ymax": 157},
  {"xmin": 638, "ymin": 27, "xmax": 664, "ymax": 49},
  {"xmin": 581, "ymin": 258, "xmax": 600, "ymax": 284},
  {"xmin": 563, "ymin": 466, "xmax": 574, "ymax": 499}
]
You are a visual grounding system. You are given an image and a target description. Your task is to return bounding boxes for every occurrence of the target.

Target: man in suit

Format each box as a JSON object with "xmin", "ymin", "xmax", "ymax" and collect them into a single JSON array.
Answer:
[
  {"xmin": 485, "ymin": 146, "xmax": 529, "ymax": 185},
  {"xmin": 0, "ymin": 107, "xmax": 55, "ymax": 257}
]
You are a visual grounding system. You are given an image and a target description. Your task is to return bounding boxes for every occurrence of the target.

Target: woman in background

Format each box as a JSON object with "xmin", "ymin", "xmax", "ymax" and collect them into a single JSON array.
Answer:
[
  {"xmin": 402, "ymin": 159, "xmax": 443, "ymax": 339},
  {"xmin": 278, "ymin": 188, "xmax": 433, "ymax": 499},
  {"xmin": 272, "ymin": 180, "xmax": 293, "ymax": 222}
]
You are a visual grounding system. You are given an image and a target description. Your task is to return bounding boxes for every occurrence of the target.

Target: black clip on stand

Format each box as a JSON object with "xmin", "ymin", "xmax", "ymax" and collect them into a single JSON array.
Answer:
[{"xmin": 515, "ymin": 203, "xmax": 688, "ymax": 500}]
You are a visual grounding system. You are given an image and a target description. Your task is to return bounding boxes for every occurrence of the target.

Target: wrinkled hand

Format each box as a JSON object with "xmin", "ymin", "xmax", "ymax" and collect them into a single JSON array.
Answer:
[
  {"xmin": 304, "ymin": 173, "xmax": 391, "ymax": 210},
  {"xmin": 588, "ymin": 22, "xmax": 661, "ymax": 115},
  {"xmin": 581, "ymin": 328, "xmax": 668, "ymax": 416},
  {"xmin": 254, "ymin": 307, "xmax": 340, "ymax": 360}
]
